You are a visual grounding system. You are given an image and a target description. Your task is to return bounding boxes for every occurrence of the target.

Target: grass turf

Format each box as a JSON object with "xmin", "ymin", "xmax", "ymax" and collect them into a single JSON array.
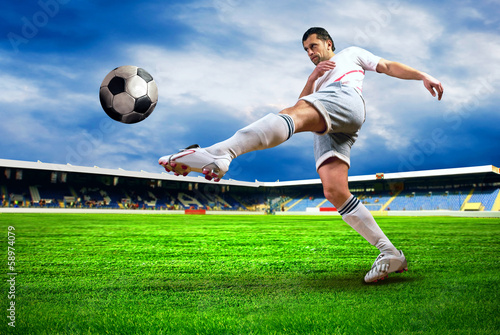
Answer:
[{"xmin": 0, "ymin": 213, "xmax": 499, "ymax": 334}]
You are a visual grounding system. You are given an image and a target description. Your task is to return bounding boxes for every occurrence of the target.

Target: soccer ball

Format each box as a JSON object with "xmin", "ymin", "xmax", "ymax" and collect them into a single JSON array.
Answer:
[{"xmin": 99, "ymin": 65, "xmax": 158, "ymax": 124}]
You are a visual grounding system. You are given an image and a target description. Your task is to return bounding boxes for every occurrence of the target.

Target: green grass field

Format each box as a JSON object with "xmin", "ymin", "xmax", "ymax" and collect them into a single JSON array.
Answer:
[{"xmin": 1, "ymin": 213, "xmax": 499, "ymax": 334}]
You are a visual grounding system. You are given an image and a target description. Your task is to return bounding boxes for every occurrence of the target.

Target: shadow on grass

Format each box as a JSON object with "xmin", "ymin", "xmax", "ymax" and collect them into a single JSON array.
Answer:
[
  {"xmin": 361, "ymin": 275, "xmax": 420, "ymax": 286},
  {"xmin": 148, "ymin": 271, "xmax": 420, "ymax": 294},
  {"xmin": 299, "ymin": 271, "xmax": 419, "ymax": 290}
]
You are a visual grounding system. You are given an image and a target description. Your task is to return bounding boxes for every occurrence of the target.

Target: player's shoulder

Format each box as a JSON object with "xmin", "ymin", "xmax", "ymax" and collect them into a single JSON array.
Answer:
[
  {"xmin": 333, "ymin": 47, "xmax": 366, "ymax": 60},
  {"xmin": 338, "ymin": 46, "xmax": 371, "ymax": 55},
  {"xmin": 336, "ymin": 47, "xmax": 379, "ymax": 62}
]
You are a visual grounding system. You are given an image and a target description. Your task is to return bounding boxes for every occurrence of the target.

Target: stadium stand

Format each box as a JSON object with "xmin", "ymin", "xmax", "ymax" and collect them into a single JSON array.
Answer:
[{"xmin": 1, "ymin": 159, "xmax": 499, "ymax": 214}]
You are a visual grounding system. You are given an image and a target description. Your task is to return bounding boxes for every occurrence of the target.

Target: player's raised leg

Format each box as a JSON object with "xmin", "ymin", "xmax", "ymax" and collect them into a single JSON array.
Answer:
[
  {"xmin": 158, "ymin": 113, "xmax": 294, "ymax": 180},
  {"xmin": 159, "ymin": 100, "xmax": 325, "ymax": 180},
  {"xmin": 317, "ymin": 157, "xmax": 407, "ymax": 282}
]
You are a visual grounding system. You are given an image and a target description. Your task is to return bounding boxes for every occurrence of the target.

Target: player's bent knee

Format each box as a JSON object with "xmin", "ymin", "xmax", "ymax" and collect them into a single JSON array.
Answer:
[
  {"xmin": 280, "ymin": 101, "xmax": 326, "ymax": 134},
  {"xmin": 322, "ymin": 186, "xmax": 351, "ymax": 208}
]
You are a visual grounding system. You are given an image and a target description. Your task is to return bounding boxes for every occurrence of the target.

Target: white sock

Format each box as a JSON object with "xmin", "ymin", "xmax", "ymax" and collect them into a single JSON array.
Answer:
[
  {"xmin": 206, "ymin": 113, "xmax": 295, "ymax": 159},
  {"xmin": 338, "ymin": 195, "xmax": 399, "ymax": 256}
]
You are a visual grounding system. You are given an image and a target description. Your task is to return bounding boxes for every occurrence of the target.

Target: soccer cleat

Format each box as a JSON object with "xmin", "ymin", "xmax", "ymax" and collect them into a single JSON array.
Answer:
[
  {"xmin": 158, "ymin": 145, "xmax": 231, "ymax": 182},
  {"xmin": 364, "ymin": 250, "xmax": 408, "ymax": 283}
]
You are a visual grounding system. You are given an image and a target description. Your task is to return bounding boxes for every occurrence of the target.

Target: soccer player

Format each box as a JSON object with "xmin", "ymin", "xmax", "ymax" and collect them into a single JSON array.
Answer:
[{"xmin": 159, "ymin": 27, "xmax": 444, "ymax": 282}]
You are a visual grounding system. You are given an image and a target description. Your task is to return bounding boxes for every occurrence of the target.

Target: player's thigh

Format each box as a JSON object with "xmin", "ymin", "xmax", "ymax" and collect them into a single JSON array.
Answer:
[
  {"xmin": 279, "ymin": 100, "xmax": 326, "ymax": 134},
  {"xmin": 317, "ymin": 157, "xmax": 351, "ymax": 207}
]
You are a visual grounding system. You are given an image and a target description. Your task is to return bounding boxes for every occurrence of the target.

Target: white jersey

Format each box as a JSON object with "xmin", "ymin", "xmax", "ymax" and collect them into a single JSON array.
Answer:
[{"xmin": 314, "ymin": 46, "xmax": 381, "ymax": 95}]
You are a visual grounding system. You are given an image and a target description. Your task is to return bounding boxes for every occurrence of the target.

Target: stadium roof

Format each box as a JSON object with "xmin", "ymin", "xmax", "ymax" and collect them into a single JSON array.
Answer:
[
  {"xmin": 266, "ymin": 164, "xmax": 500, "ymax": 187},
  {"xmin": 1, "ymin": 158, "xmax": 498, "ymax": 188},
  {"xmin": 0, "ymin": 158, "xmax": 259, "ymax": 188}
]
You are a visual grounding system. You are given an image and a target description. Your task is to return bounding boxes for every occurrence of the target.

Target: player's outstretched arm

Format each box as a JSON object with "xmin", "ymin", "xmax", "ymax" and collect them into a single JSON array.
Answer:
[{"xmin": 376, "ymin": 58, "xmax": 443, "ymax": 100}]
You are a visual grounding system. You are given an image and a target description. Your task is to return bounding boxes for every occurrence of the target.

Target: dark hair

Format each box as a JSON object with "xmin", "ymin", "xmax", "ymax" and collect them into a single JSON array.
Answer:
[{"xmin": 302, "ymin": 27, "xmax": 335, "ymax": 52}]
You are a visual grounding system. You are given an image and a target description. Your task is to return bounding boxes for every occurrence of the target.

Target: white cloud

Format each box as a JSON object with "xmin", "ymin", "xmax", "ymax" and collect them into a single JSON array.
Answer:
[
  {"xmin": 127, "ymin": 43, "xmax": 307, "ymax": 123},
  {"xmin": 457, "ymin": 6, "xmax": 484, "ymax": 20},
  {"xmin": 0, "ymin": 75, "xmax": 41, "ymax": 104},
  {"xmin": 440, "ymin": 31, "xmax": 500, "ymax": 113}
]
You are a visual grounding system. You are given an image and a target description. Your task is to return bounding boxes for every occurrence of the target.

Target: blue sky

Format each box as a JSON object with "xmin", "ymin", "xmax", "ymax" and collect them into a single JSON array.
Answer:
[{"xmin": 1, "ymin": 0, "xmax": 499, "ymax": 182}]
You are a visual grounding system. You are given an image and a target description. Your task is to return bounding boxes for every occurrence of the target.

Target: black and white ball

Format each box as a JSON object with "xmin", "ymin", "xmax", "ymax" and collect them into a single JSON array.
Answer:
[{"xmin": 99, "ymin": 65, "xmax": 158, "ymax": 124}]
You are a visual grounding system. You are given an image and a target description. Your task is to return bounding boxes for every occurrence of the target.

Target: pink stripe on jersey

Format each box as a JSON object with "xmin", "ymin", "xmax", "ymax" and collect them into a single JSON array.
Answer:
[{"xmin": 334, "ymin": 70, "xmax": 365, "ymax": 82}]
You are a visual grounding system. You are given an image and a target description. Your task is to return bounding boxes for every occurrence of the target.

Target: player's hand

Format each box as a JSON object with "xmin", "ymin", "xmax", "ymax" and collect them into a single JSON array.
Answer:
[
  {"xmin": 310, "ymin": 60, "xmax": 336, "ymax": 81},
  {"xmin": 423, "ymin": 74, "xmax": 444, "ymax": 101}
]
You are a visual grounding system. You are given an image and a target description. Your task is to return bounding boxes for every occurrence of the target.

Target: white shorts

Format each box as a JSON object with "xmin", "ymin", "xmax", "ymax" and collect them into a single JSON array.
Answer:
[{"xmin": 300, "ymin": 82, "xmax": 366, "ymax": 170}]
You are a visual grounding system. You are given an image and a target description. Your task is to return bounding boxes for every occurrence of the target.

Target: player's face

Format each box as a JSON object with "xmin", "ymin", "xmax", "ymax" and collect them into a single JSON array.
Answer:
[{"xmin": 303, "ymin": 34, "xmax": 332, "ymax": 65}]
